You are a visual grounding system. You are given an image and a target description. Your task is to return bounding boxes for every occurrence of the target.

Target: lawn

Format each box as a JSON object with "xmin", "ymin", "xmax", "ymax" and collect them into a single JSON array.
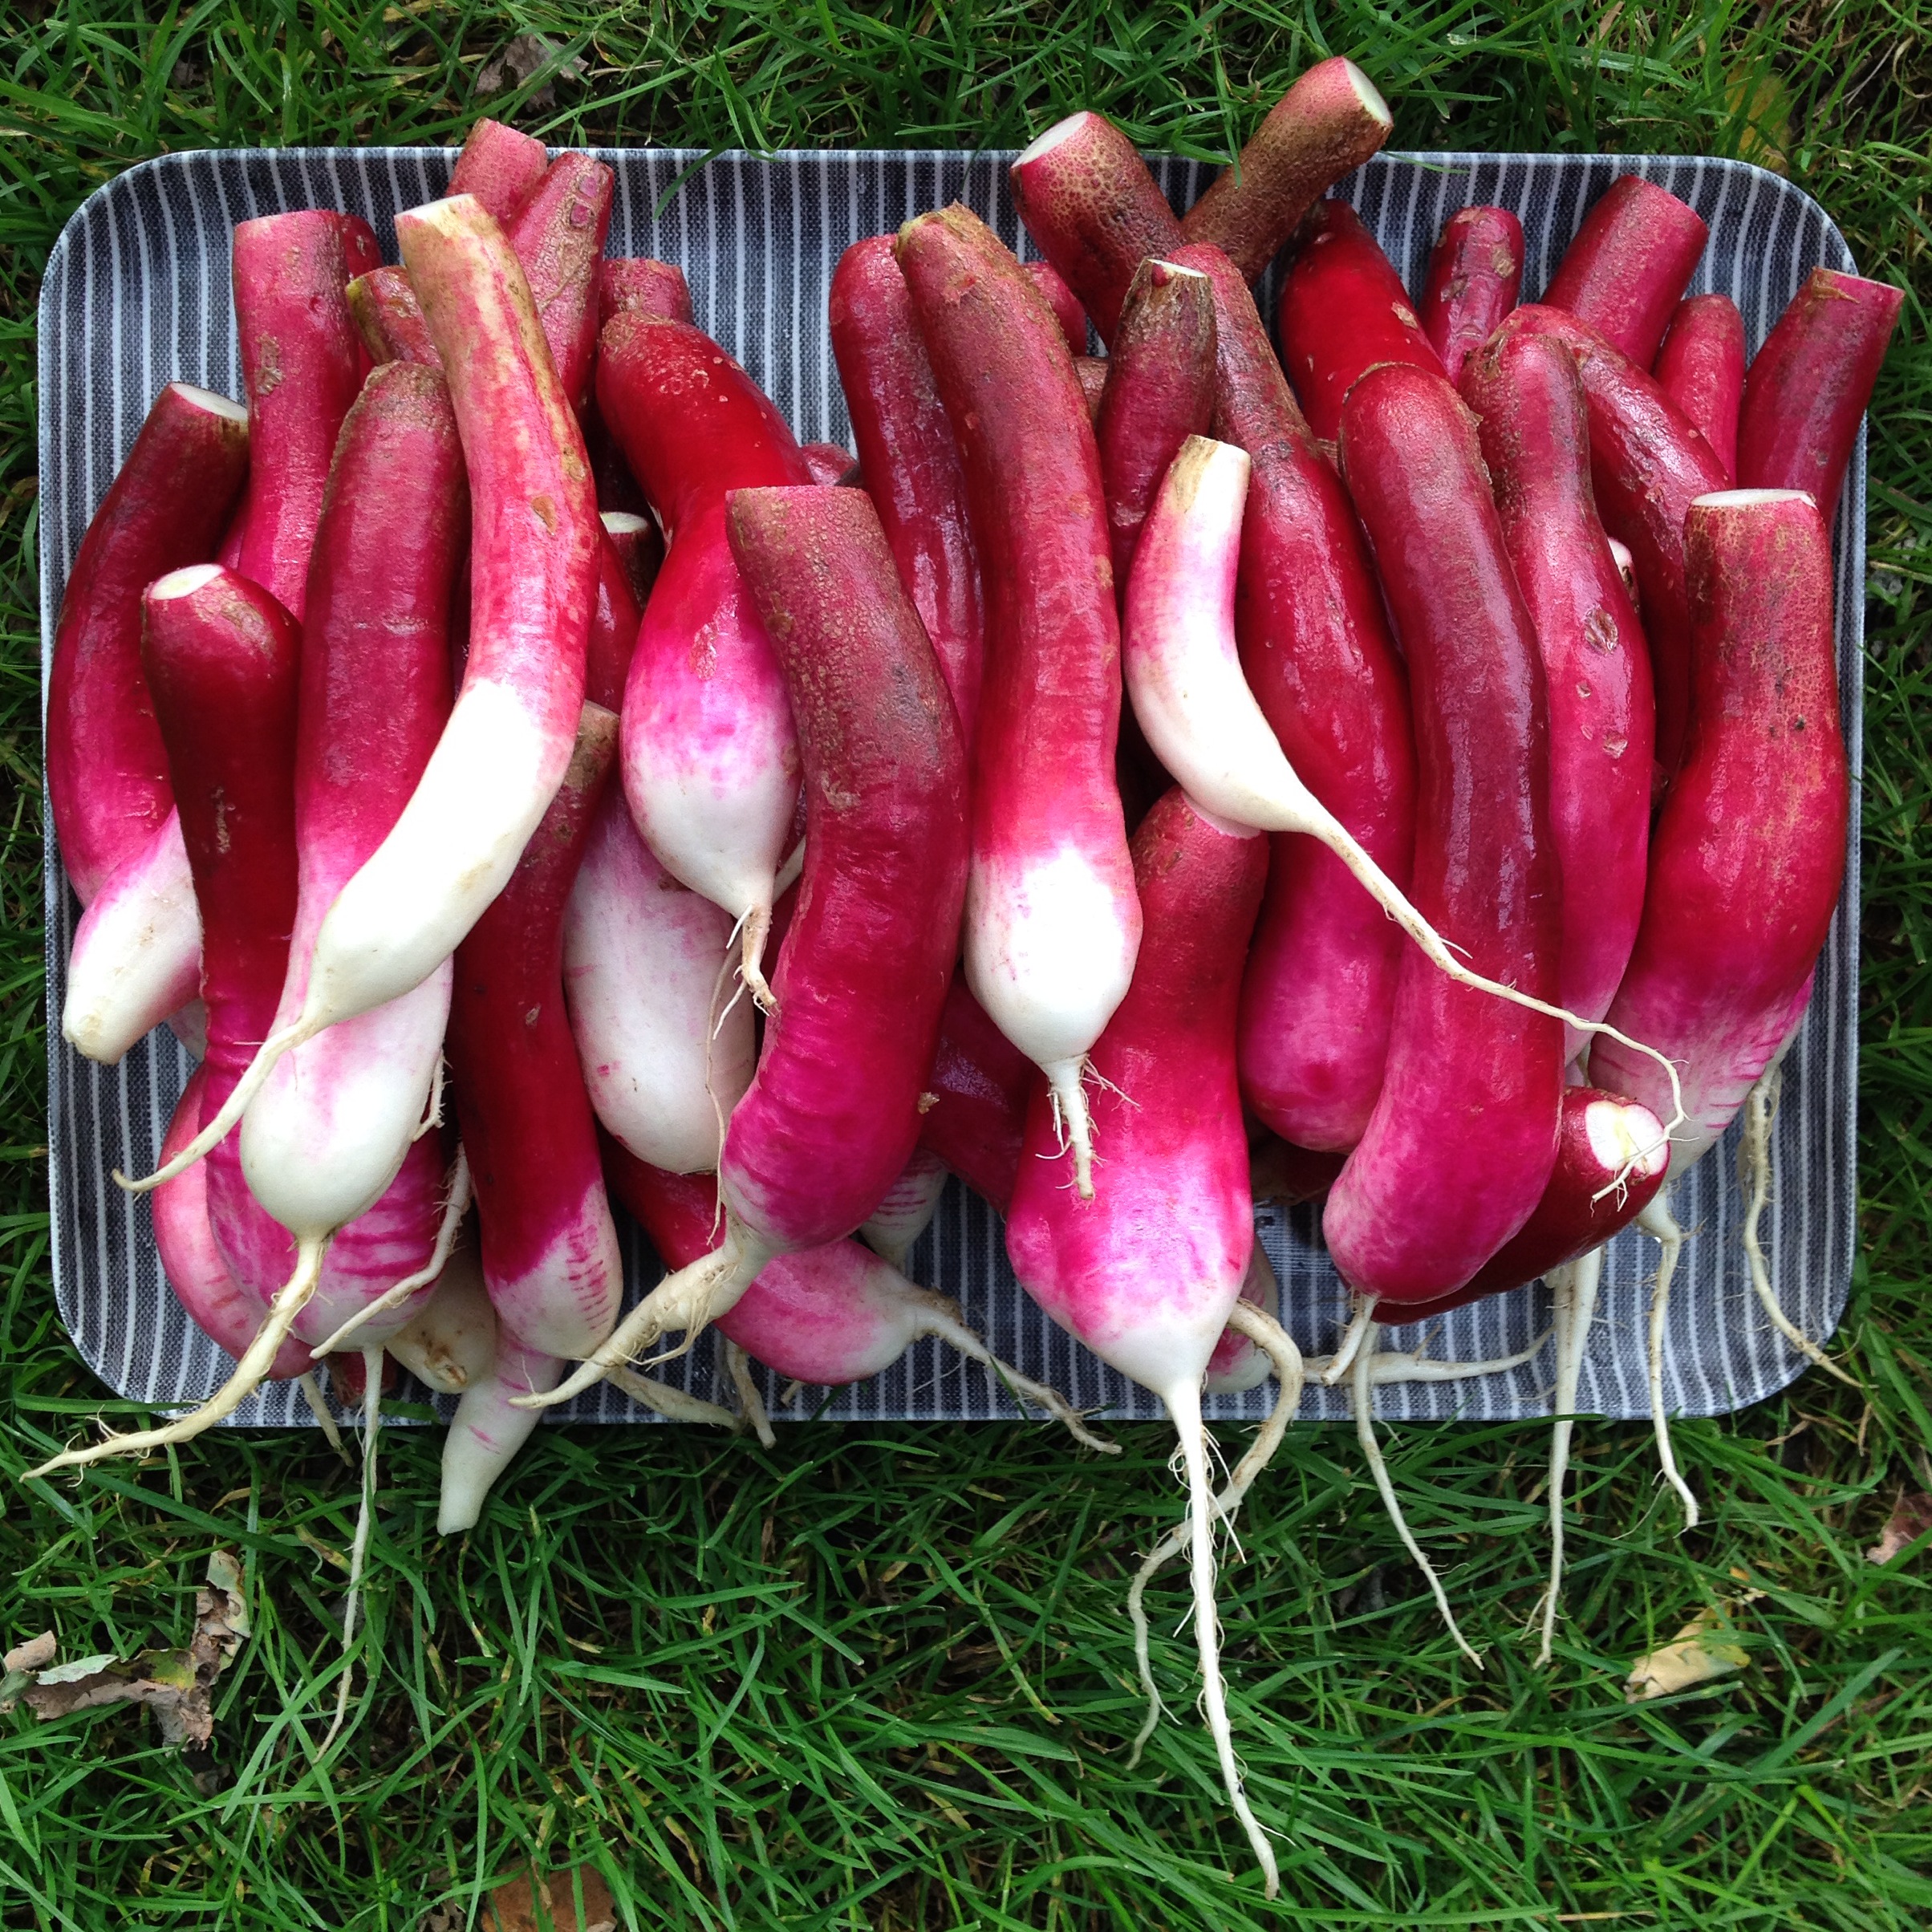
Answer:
[{"xmin": 2, "ymin": 3, "xmax": 1930, "ymax": 1927}]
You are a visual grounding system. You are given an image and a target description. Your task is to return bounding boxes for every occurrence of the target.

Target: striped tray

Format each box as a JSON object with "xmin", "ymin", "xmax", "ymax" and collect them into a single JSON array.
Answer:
[{"xmin": 39, "ymin": 146, "xmax": 1861, "ymax": 1429}]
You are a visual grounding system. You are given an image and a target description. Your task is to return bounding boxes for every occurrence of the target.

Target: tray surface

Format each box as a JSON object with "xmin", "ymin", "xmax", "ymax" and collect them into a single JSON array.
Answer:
[{"xmin": 39, "ymin": 144, "xmax": 1862, "ymax": 1429}]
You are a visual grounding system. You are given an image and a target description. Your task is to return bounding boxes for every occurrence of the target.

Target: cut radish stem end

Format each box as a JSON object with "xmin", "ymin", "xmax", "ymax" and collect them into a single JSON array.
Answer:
[
  {"xmin": 725, "ymin": 1341, "xmax": 777, "ymax": 1448},
  {"xmin": 310, "ymin": 1149, "xmax": 473, "ymax": 1358},
  {"xmin": 1536, "ymin": 1246, "xmax": 1603, "ymax": 1668},
  {"xmin": 1350, "ymin": 1324, "xmax": 1484, "ymax": 1667},
  {"xmin": 1637, "ymin": 1191, "xmax": 1698, "ymax": 1529}
]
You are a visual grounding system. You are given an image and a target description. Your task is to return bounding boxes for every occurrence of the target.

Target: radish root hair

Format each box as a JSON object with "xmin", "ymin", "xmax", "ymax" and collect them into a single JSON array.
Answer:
[
  {"xmin": 1321, "ymin": 1292, "xmax": 1379, "ymax": 1386},
  {"xmin": 310, "ymin": 1147, "xmax": 473, "ymax": 1358},
  {"xmin": 317, "ymin": 1345, "xmax": 384, "ymax": 1758},
  {"xmin": 1045, "ymin": 1057, "xmax": 1099, "ymax": 1198},
  {"xmin": 605, "ymin": 1363, "xmax": 742, "ymax": 1430},
  {"xmin": 1536, "ymin": 1246, "xmax": 1603, "ymax": 1668},
  {"xmin": 1638, "ymin": 1191, "xmax": 1699, "ymax": 1528},
  {"xmin": 296, "ymin": 1371, "xmax": 351, "ymax": 1464},
  {"xmin": 724, "ymin": 1341, "xmax": 777, "ymax": 1447},
  {"xmin": 911, "ymin": 1292, "xmax": 1119, "ymax": 1454}
]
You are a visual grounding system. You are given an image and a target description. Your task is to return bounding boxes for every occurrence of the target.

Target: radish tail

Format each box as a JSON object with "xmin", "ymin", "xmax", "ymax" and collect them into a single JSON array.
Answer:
[
  {"xmin": 310, "ymin": 1149, "xmax": 473, "ymax": 1358},
  {"xmin": 1168, "ymin": 1378, "xmax": 1281, "ymax": 1898},
  {"xmin": 296, "ymin": 1371, "xmax": 351, "ymax": 1465},
  {"xmin": 1638, "ymin": 1191, "xmax": 1699, "ymax": 1528},
  {"xmin": 606, "ymin": 1364, "xmax": 743, "ymax": 1429},
  {"xmin": 1321, "ymin": 1293, "xmax": 1379, "ymax": 1386},
  {"xmin": 22, "ymin": 1237, "xmax": 328, "ymax": 1478},
  {"xmin": 1305, "ymin": 1329, "xmax": 1551, "ymax": 1383},
  {"xmin": 1045, "ymin": 1057, "xmax": 1098, "ymax": 1199},
  {"xmin": 725, "ymin": 1341, "xmax": 777, "ymax": 1447},
  {"xmin": 1739, "ymin": 1066, "xmax": 1855, "ymax": 1387},
  {"xmin": 911, "ymin": 1293, "xmax": 1118, "ymax": 1454},
  {"xmin": 317, "ymin": 1346, "xmax": 384, "ymax": 1757},
  {"xmin": 1350, "ymin": 1324, "xmax": 1484, "ymax": 1666},
  {"xmin": 1536, "ymin": 1246, "xmax": 1603, "ymax": 1668},
  {"xmin": 738, "ymin": 900, "xmax": 777, "ymax": 1014},
  {"xmin": 1129, "ymin": 1301, "xmax": 1304, "ymax": 1769}
]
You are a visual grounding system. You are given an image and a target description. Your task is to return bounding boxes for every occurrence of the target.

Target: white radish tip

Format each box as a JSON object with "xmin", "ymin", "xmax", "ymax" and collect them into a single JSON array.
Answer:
[
  {"xmin": 1015, "ymin": 112, "xmax": 1099, "ymax": 168},
  {"xmin": 1342, "ymin": 59, "xmax": 1394, "ymax": 128},
  {"xmin": 168, "ymin": 382, "xmax": 249, "ymax": 422},
  {"xmin": 147, "ymin": 562, "xmax": 225, "ymax": 601},
  {"xmin": 601, "ymin": 510, "xmax": 652, "ymax": 534},
  {"xmin": 1693, "ymin": 488, "xmax": 1817, "ymax": 510},
  {"xmin": 1147, "ymin": 259, "xmax": 1212, "ymax": 282},
  {"xmin": 1585, "ymin": 1098, "xmax": 1670, "ymax": 1179}
]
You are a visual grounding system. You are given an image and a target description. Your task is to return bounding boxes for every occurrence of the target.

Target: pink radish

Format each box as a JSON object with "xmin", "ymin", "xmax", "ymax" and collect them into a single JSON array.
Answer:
[
  {"xmin": 1072, "ymin": 355, "xmax": 1110, "ymax": 423},
  {"xmin": 1419, "ymin": 205, "xmax": 1524, "ymax": 379},
  {"xmin": 446, "ymin": 118, "xmax": 549, "ymax": 225},
  {"xmin": 596, "ymin": 313, "xmax": 814, "ymax": 1007},
  {"xmin": 600, "ymin": 508, "xmax": 664, "ymax": 608},
  {"xmin": 897, "ymin": 202, "xmax": 1139, "ymax": 1195},
  {"xmin": 1180, "ymin": 56, "xmax": 1394, "ymax": 282},
  {"xmin": 347, "ymin": 267, "xmax": 440, "ymax": 368},
  {"xmin": 504, "ymin": 152, "xmax": 614, "ymax": 419},
  {"xmin": 828, "ymin": 235, "xmax": 985, "ymax": 745},
  {"xmin": 858, "ymin": 1148, "xmax": 950, "ymax": 1272},
  {"xmin": 584, "ymin": 518, "xmax": 644, "ymax": 711},
  {"xmin": 599, "ymin": 258, "xmax": 694, "ymax": 327},
  {"xmin": 800, "ymin": 442, "xmax": 854, "ymax": 486},
  {"xmin": 1655, "ymin": 293, "xmax": 1745, "ymax": 483},
  {"xmin": 527, "ymin": 485, "xmax": 968, "ymax": 1403},
  {"xmin": 1540, "ymin": 175, "xmax": 1709, "ymax": 368},
  {"xmin": 1025, "ymin": 258, "xmax": 1089, "ymax": 351},
  {"xmin": 1005, "ymin": 786, "xmax": 1283, "ymax": 1893},
  {"xmin": 916, "ymin": 970, "xmax": 1034, "ymax": 1213}
]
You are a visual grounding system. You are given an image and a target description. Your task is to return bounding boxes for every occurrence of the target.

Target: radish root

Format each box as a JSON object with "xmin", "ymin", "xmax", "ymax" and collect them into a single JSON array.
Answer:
[
  {"xmin": 296, "ymin": 1371, "xmax": 351, "ymax": 1465},
  {"xmin": 1638, "ymin": 1191, "xmax": 1699, "ymax": 1528},
  {"xmin": 1305, "ymin": 1325, "xmax": 1551, "ymax": 1385},
  {"xmin": 1536, "ymin": 1246, "xmax": 1603, "ymax": 1667},
  {"xmin": 606, "ymin": 1363, "xmax": 743, "ymax": 1430},
  {"xmin": 1045, "ymin": 1056, "xmax": 1098, "ymax": 1198},
  {"xmin": 1350, "ymin": 1322, "xmax": 1484, "ymax": 1666},
  {"xmin": 1321, "ymin": 1293, "xmax": 1379, "ymax": 1386},
  {"xmin": 737, "ymin": 900, "xmax": 777, "ymax": 1014},
  {"xmin": 909, "ymin": 1291, "xmax": 1119, "ymax": 1454},
  {"xmin": 23, "ymin": 1236, "xmax": 329, "ymax": 1479},
  {"xmin": 1129, "ymin": 1301, "xmax": 1304, "ymax": 1767},
  {"xmin": 317, "ymin": 1345, "xmax": 383, "ymax": 1757},
  {"xmin": 724, "ymin": 1341, "xmax": 777, "ymax": 1447}
]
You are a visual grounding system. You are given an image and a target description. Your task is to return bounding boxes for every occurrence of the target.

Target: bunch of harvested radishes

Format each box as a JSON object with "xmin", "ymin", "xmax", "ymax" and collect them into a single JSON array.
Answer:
[{"xmin": 40, "ymin": 59, "xmax": 1899, "ymax": 1892}]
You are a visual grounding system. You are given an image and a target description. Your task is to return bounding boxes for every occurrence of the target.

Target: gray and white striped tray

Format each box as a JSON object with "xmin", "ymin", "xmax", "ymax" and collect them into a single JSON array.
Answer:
[{"xmin": 39, "ymin": 146, "xmax": 1861, "ymax": 1429}]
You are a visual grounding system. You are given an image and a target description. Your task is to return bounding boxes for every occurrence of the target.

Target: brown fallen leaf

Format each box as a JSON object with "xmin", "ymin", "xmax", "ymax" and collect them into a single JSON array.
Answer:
[
  {"xmin": 485, "ymin": 1866, "xmax": 616, "ymax": 1932},
  {"xmin": 475, "ymin": 34, "xmax": 587, "ymax": 112},
  {"xmin": 0, "ymin": 1551, "xmax": 248, "ymax": 1748},
  {"xmin": 1626, "ymin": 1601, "xmax": 1751, "ymax": 1702},
  {"xmin": 1725, "ymin": 62, "xmax": 1792, "ymax": 174},
  {"xmin": 1866, "ymin": 1491, "xmax": 1932, "ymax": 1565}
]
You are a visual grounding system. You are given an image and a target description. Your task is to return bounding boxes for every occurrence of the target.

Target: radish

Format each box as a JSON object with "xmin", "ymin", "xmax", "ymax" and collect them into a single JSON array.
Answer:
[
  {"xmin": 600, "ymin": 509, "xmax": 663, "ymax": 608},
  {"xmin": 1095, "ymin": 258, "xmax": 1216, "ymax": 593},
  {"xmin": 446, "ymin": 117, "xmax": 549, "ymax": 225},
  {"xmin": 1738, "ymin": 267, "xmax": 1903, "ymax": 522},
  {"xmin": 230, "ymin": 210, "xmax": 380, "ymax": 619},
  {"xmin": 1276, "ymin": 198, "xmax": 1446, "ymax": 442},
  {"xmin": 800, "ymin": 443, "xmax": 854, "ymax": 485},
  {"xmin": 504, "ymin": 152, "xmax": 614, "ymax": 419},
  {"xmin": 584, "ymin": 518, "xmax": 643, "ymax": 711},
  {"xmin": 387, "ymin": 1226, "xmax": 496, "ymax": 1395},
  {"xmin": 1072, "ymin": 354, "xmax": 1109, "ymax": 423},
  {"xmin": 1025, "ymin": 258, "xmax": 1089, "ymax": 351},
  {"xmin": 1655, "ymin": 293, "xmax": 1745, "ymax": 483},
  {"xmin": 1460, "ymin": 327, "xmax": 1654, "ymax": 1055},
  {"xmin": 347, "ymin": 267, "xmax": 440, "ymax": 368},
  {"xmin": 858, "ymin": 1148, "xmax": 951, "ymax": 1272},
  {"xmin": 1419, "ymin": 205, "xmax": 1524, "ymax": 380},
  {"xmin": 897, "ymin": 202, "xmax": 1140, "ymax": 1195},
  {"xmin": 1005, "ymin": 786, "xmax": 1284, "ymax": 1893},
  {"xmin": 526, "ymin": 485, "xmax": 968, "ymax": 1402},
  {"xmin": 915, "ymin": 969, "xmax": 1034, "ymax": 1214},
  {"xmin": 1540, "ymin": 174, "xmax": 1708, "ymax": 368},
  {"xmin": 596, "ymin": 312, "xmax": 815, "ymax": 1008},
  {"xmin": 1180, "ymin": 57, "xmax": 1393, "ymax": 282},
  {"xmin": 137, "ymin": 194, "xmax": 599, "ymax": 1187},
  {"xmin": 828, "ymin": 235, "xmax": 985, "ymax": 745},
  {"xmin": 599, "ymin": 257, "xmax": 695, "ymax": 327}
]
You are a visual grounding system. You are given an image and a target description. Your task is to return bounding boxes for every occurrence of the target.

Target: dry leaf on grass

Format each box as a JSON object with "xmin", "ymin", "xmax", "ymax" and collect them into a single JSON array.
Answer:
[
  {"xmin": 0, "ymin": 1551, "xmax": 248, "ymax": 1748},
  {"xmin": 1626, "ymin": 1601, "xmax": 1751, "ymax": 1702},
  {"xmin": 475, "ymin": 34, "xmax": 586, "ymax": 112},
  {"xmin": 485, "ymin": 1867, "xmax": 616, "ymax": 1932},
  {"xmin": 1866, "ymin": 1491, "xmax": 1932, "ymax": 1565}
]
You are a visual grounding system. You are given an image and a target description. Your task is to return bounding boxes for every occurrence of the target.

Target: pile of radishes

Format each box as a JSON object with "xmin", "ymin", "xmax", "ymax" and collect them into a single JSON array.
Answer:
[{"xmin": 39, "ymin": 67, "xmax": 1898, "ymax": 1891}]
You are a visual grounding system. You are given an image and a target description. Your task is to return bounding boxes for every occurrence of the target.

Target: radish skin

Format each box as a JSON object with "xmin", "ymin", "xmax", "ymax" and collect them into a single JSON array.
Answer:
[
  {"xmin": 1025, "ymin": 258, "xmax": 1089, "ymax": 351},
  {"xmin": 601, "ymin": 509, "xmax": 664, "ymax": 609},
  {"xmin": 585, "ymin": 520, "xmax": 644, "ymax": 711},
  {"xmin": 1655, "ymin": 294, "xmax": 1744, "ymax": 483},
  {"xmin": 347, "ymin": 268, "xmax": 440, "ymax": 368},
  {"xmin": 801, "ymin": 442, "xmax": 854, "ymax": 486},
  {"xmin": 446, "ymin": 118, "xmax": 549, "ymax": 225},
  {"xmin": 916, "ymin": 970, "xmax": 1034, "ymax": 1213},
  {"xmin": 1540, "ymin": 175, "xmax": 1709, "ymax": 368},
  {"xmin": 598, "ymin": 258, "xmax": 695, "ymax": 327},
  {"xmin": 859, "ymin": 1147, "xmax": 950, "ymax": 1272},
  {"xmin": 388, "ymin": 1228, "xmax": 495, "ymax": 1394},
  {"xmin": 504, "ymin": 152, "xmax": 615, "ymax": 418},
  {"xmin": 1419, "ymin": 205, "xmax": 1523, "ymax": 380}
]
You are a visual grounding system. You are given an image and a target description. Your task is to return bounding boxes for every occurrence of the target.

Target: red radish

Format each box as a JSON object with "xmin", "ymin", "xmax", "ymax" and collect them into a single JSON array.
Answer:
[
  {"xmin": 1738, "ymin": 267, "xmax": 1903, "ymax": 523},
  {"xmin": 347, "ymin": 267, "xmax": 440, "ymax": 368},
  {"xmin": 1167, "ymin": 242, "xmax": 1413, "ymax": 1154},
  {"xmin": 1492, "ymin": 304, "xmax": 1727, "ymax": 780},
  {"xmin": 1655, "ymin": 293, "xmax": 1745, "ymax": 482},
  {"xmin": 230, "ymin": 210, "xmax": 380, "ymax": 619},
  {"xmin": 1009, "ymin": 112, "xmax": 1183, "ymax": 343},
  {"xmin": 599, "ymin": 257, "xmax": 695, "ymax": 327},
  {"xmin": 1006, "ymin": 787, "xmax": 1279, "ymax": 1892},
  {"xmin": 439, "ymin": 707, "xmax": 624, "ymax": 1528},
  {"xmin": 898, "ymin": 203, "xmax": 1139, "ymax": 1195},
  {"xmin": 1025, "ymin": 258, "xmax": 1089, "ymax": 351},
  {"xmin": 529, "ymin": 485, "xmax": 968, "ymax": 1402},
  {"xmin": 916, "ymin": 969, "xmax": 1033, "ymax": 1212},
  {"xmin": 585, "ymin": 520, "xmax": 643, "ymax": 711},
  {"xmin": 1540, "ymin": 175, "xmax": 1708, "ymax": 368},
  {"xmin": 562, "ymin": 783, "xmax": 755, "ymax": 1174},
  {"xmin": 1096, "ymin": 258, "xmax": 1216, "ymax": 593},
  {"xmin": 801, "ymin": 442, "xmax": 854, "ymax": 486},
  {"xmin": 140, "ymin": 195, "xmax": 599, "ymax": 1188},
  {"xmin": 1323, "ymin": 365, "xmax": 1565, "ymax": 1305},
  {"xmin": 504, "ymin": 152, "xmax": 615, "ymax": 418},
  {"xmin": 47, "ymin": 380, "xmax": 248, "ymax": 904},
  {"xmin": 828, "ymin": 234, "xmax": 985, "ymax": 745},
  {"xmin": 1276, "ymin": 199, "xmax": 1446, "ymax": 443},
  {"xmin": 388, "ymin": 1228, "xmax": 496, "ymax": 1395},
  {"xmin": 596, "ymin": 313, "xmax": 815, "ymax": 1007},
  {"xmin": 1461, "ymin": 328, "xmax": 1654, "ymax": 1053},
  {"xmin": 600, "ymin": 508, "xmax": 663, "ymax": 608},
  {"xmin": 858, "ymin": 1147, "xmax": 950, "ymax": 1272},
  {"xmin": 446, "ymin": 117, "xmax": 549, "ymax": 225},
  {"xmin": 1180, "ymin": 57, "xmax": 1394, "ymax": 282},
  {"xmin": 1419, "ymin": 205, "xmax": 1524, "ymax": 379},
  {"xmin": 1073, "ymin": 355, "xmax": 1109, "ymax": 423}
]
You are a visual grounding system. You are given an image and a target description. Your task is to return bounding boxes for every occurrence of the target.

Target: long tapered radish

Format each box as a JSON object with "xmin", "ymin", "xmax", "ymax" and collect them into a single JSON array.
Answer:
[
  {"xmin": 858, "ymin": 1148, "xmax": 951, "ymax": 1272},
  {"xmin": 1738, "ymin": 268, "xmax": 1902, "ymax": 523},
  {"xmin": 1540, "ymin": 175, "xmax": 1708, "ymax": 369},
  {"xmin": 504, "ymin": 152, "xmax": 614, "ymax": 418},
  {"xmin": 136, "ymin": 194, "xmax": 599, "ymax": 1190},
  {"xmin": 1006, "ymin": 787, "xmax": 1279, "ymax": 1893},
  {"xmin": 1419, "ymin": 205, "xmax": 1524, "ymax": 380},
  {"xmin": 596, "ymin": 314, "xmax": 814, "ymax": 1005},
  {"xmin": 584, "ymin": 518, "xmax": 643, "ymax": 710},
  {"xmin": 599, "ymin": 258, "xmax": 695, "ymax": 327},
  {"xmin": 446, "ymin": 118, "xmax": 549, "ymax": 225},
  {"xmin": 1180, "ymin": 57, "xmax": 1393, "ymax": 283},
  {"xmin": 897, "ymin": 203, "xmax": 1140, "ymax": 1195},
  {"xmin": 1655, "ymin": 294, "xmax": 1745, "ymax": 483},
  {"xmin": 1461, "ymin": 328, "xmax": 1654, "ymax": 1054},
  {"xmin": 527, "ymin": 486, "xmax": 968, "ymax": 1404},
  {"xmin": 347, "ymin": 268, "xmax": 440, "ymax": 368},
  {"xmin": 829, "ymin": 235, "xmax": 986, "ymax": 745}
]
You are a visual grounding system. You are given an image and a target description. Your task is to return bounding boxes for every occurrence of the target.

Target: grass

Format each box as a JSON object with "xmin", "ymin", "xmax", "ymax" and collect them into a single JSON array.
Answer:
[{"xmin": 2, "ymin": 2, "xmax": 1930, "ymax": 1926}]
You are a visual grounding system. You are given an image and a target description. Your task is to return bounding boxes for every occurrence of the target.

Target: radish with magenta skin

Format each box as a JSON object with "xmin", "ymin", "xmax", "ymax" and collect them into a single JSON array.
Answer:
[
  {"xmin": 858, "ymin": 1148, "xmax": 951, "ymax": 1272},
  {"xmin": 1540, "ymin": 174, "xmax": 1709, "ymax": 369},
  {"xmin": 526, "ymin": 485, "xmax": 968, "ymax": 1404},
  {"xmin": 801, "ymin": 443, "xmax": 854, "ymax": 487},
  {"xmin": 601, "ymin": 509, "xmax": 664, "ymax": 608},
  {"xmin": 599, "ymin": 258, "xmax": 695, "ymax": 327},
  {"xmin": 1738, "ymin": 267, "xmax": 1903, "ymax": 523},
  {"xmin": 916, "ymin": 970, "xmax": 1035, "ymax": 1214},
  {"xmin": 139, "ymin": 194, "xmax": 599, "ymax": 1188},
  {"xmin": 585, "ymin": 520, "xmax": 644, "ymax": 711},
  {"xmin": 829, "ymin": 234, "xmax": 985, "ymax": 745},
  {"xmin": 1462, "ymin": 328, "xmax": 1654, "ymax": 1055},
  {"xmin": 347, "ymin": 268, "xmax": 440, "ymax": 368},
  {"xmin": 1096, "ymin": 258, "xmax": 1216, "ymax": 594},
  {"xmin": 1655, "ymin": 294, "xmax": 1745, "ymax": 482},
  {"xmin": 230, "ymin": 210, "xmax": 380, "ymax": 619},
  {"xmin": 898, "ymin": 203, "xmax": 1140, "ymax": 1195},
  {"xmin": 1025, "ymin": 258, "xmax": 1089, "ymax": 351},
  {"xmin": 1005, "ymin": 786, "xmax": 1286, "ymax": 1894},
  {"xmin": 447, "ymin": 117, "xmax": 549, "ymax": 225},
  {"xmin": 504, "ymin": 152, "xmax": 614, "ymax": 420},
  {"xmin": 1419, "ymin": 205, "xmax": 1524, "ymax": 379},
  {"xmin": 1323, "ymin": 365, "xmax": 1565, "ymax": 1304},
  {"xmin": 1276, "ymin": 199, "xmax": 1447, "ymax": 442},
  {"xmin": 1180, "ymin": 57, "xmax": 1393, "ymax": 283},
  {"xmin": 597, "ymin": 313, "xmax": 815, "ymax": 1008}
]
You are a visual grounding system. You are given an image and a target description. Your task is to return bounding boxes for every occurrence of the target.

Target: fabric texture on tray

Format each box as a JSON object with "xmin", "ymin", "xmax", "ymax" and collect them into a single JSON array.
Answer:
[{"xmin": 39, "ymin": 146, "xmax": 1861, "ymax": 1429}]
